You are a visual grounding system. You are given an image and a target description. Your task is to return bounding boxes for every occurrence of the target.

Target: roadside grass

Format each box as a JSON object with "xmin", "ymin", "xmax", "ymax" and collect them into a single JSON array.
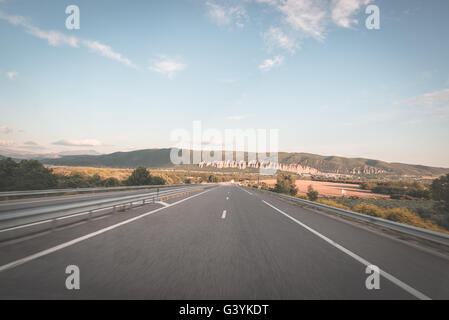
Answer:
[
  {"xmin": 249, "ymin": 180, "xmax": 449, "ymax": 234},
  {"xmin": 317, "ymin": 197, "xmax": 449, "ymax": 234}
]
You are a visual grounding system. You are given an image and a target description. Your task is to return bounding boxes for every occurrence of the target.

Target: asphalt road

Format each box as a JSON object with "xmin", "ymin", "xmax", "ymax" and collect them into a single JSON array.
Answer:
[{"xmin": 0, "ymin": 184, "xmax": 448, "ymax": 299}]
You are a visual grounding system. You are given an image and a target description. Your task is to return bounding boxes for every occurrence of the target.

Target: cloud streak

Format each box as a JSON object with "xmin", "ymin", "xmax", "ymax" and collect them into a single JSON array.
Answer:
[
  {"xmin": 205, "ymin": 1, "xmax": 247, "ymax": 27},
  {"xmin": 207, "ymin": 1, "xmax": 371, "ymax": 61},
  {"xmin": 0, "ymin": 10, "xmax": 136, "ymax": 68},
  {"xmin": 83, "ymin": 40, "xmax": 136, "ymax": 68},
  {"xmin": 263, "ymin": 27, "xmax": 298, "ymax": 54},
  {"xmin": 396, "ymin": 88, "xmax": 449, "ymax": 120},
  {"xmin": 6, "ymin": 71, "xmax": 18, "ymax": 79},
  {"xmin": 331, "ymin": 0, "xmax": 373, "ymax": 28},
  {"xmin": 53, "ymin": 139, "xmax": 107, "ymax": 147},
  {"xmin": 148, "ymin": 56, "xmax": 186, "ymax": 79},
  {"xmin": 259, "ymin": 56, "xmax": 284, "ymax": 71}
]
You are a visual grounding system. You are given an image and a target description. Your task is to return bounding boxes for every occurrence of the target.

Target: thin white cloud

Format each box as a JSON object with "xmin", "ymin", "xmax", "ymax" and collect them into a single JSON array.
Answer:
[
  {"xmin": 275, "ymin": 0, "xmax": 328, "ymax": 40},
  {"xmin": 331, "ymin": 0, "xmax": 372, "ymax": 28},
  {"xmin": 83, "ymin": 40, "xmax": 136, "ymax": 68},
  {"xmin": 262, "ymin": 26, "xmax": 299, "ymax": 54},
  {"xmin": 396, "ymin": 88, "xmax": 449, "ymax": 120},
  {"xmin": 0, "ymin": 126, "xmax": 13, "ymax": 134},
  {"xmin": 6, "ymin": 71, "xmax": 18, "ymax": 79},
  {"xmin": 256, "ymin": 0, "xmax": 370, "ymax": 37},
  {"xmin": 258, "ymin": 56, "xmax": 284, "ymax": 71},
  {"xmin": 226, "ymin": 114, "xmax": 249, "ymax": 120},
  {"xmin": 0, "ymin": 11, "xmax": 135, "ymax": 68},
  {"xmin": 205, "ymin": 1, "xmax": 247, "ymax": 27},
  {"xmin": 53, "ymin": 139, "xmax": 107, "ymax": 147},
  {"xmin": 205, "ymin": 0, "xmax": 371, "ymax": 68},
  {"xmin": 21, "ymin": 141, "xmax": 45, "ymax": 150},
  {"xmin": 148, "ymin": 56, "xmax": 186, "ymax": 79},
  {"xmin": 235, "ymin": 22, "xmax": 245, "ymax": 28},
  {"xmin": 26, "ymin": 25, "xmax": 79, "ymax": 47},
  {"xmin": 398, "ymin": 88, "xmax": 449, "ymax": 107}
]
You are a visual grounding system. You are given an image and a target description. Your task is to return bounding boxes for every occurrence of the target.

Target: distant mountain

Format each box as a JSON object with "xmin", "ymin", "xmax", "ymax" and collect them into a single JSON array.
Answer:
[
  {"xmin": 57, "ymin": 150, "xmax": 101, "ymax": 156},
  {"xmin": 276, "ymin": 152, "xmax": 449, "ymax": 177},
  {"xmin": 36, "ymin": 148, "xmax": 449, "ymax": 178},
  {"xmin": 41, "ymin": 148, "xmax": 173, "ymax": 168}
]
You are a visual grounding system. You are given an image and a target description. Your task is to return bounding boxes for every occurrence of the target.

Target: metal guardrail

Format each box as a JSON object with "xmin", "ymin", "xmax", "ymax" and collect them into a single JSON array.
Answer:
[
  {"xmin": 0, "ymin": 184, "xmax": 189, "ymax": 199},
  {"xmin": 250, "ymin": 186, "xmax": 449, "ymax": 247},
  {"xmin": 0, "ymin": 185, "xmax": 213, "ymax": 240}
]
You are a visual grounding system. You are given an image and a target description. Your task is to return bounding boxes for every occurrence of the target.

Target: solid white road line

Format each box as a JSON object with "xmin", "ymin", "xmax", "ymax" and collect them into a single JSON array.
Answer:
[
  {"xmin": 221, "ymin": 210, "xmax": 227, "ymax": 219},
  {"xmin": 0, "ymin": 188, "xmax": 214, "ymax": 273},
  {"xmin": 262, "ymin": 200, "xmax": 431, "ymax": 300}
]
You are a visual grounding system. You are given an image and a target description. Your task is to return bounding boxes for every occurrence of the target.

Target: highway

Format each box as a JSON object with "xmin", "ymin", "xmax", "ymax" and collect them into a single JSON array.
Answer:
[
  {"xmin": 0, "ymin": 187, "xmax": 181, "ymax": 213},
  {"xmin": 0, "ymin": 184, "xmax": 448, "ymax": 299}
]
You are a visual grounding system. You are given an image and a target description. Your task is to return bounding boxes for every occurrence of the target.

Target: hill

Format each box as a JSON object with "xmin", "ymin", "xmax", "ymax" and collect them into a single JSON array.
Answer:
[
  {"xmin": 16, "ymin": 148, "xmax": 449, "ymax": 178},
  {"xmin": 276, "ymin": 153, "xmax": 449, "ymax": 177},
  {"xmin": 41, "ymin": 149, "xmax": 173, "ymax": 168}
]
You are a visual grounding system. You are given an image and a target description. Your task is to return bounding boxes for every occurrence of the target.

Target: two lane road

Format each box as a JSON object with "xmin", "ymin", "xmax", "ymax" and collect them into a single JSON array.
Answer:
[{"xmin": 0, "ymin": 185, "xmax": 448, "ymax": 299}]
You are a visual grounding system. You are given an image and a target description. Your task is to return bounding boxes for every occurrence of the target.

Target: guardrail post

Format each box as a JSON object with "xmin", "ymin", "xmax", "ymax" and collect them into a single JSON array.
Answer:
[{"xmin": 113, "ymin": 205, "xmax": 116, "ymax": 213}]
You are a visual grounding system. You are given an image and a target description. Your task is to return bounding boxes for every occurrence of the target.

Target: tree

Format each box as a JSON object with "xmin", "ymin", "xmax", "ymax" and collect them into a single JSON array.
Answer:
[
  {"xmin": 0, "ymin": 158, "xmax": 18, "ymax": 191},
  {"xmin": 306, "ymin": 185, "xmax": 319, "ymax": 201},
  {"xmin": 58, "ymin": 173, "xmax": 91, "ymax": 188},
  {"xmin": 125, "ymin": 166, "xmax": 153, "ymax": 186},
  {"xmin": 208, "ymin": 175, "xmax": 218, "ymax": 183},
  {"xmin": 103, "ymin": 177, "xmax": 121, "ymax": 187},
  {"xmin": 125, "ymin": 166, "xmax": 166, "ymax": 186},
  {"xmin": 88, "ymin": 174, "xmax": 102, "ymax": 187},
  {"xmin": 0, "ymin": 158, "xmax": 58, "ymax": 191},
  {"xmin": 431, "ymin": 174, "xmax": 449, "ymax": 202},
  {"xmin": 430, "ymin": 174, "xmax": 449, "ymax": 213},
  {"xmin": 151, "ymin": 176, "xmax": 166, "ymax": 185},
  {"xmin": 274, "ymin": 173, "xmax": 298, "ymax": 196}
]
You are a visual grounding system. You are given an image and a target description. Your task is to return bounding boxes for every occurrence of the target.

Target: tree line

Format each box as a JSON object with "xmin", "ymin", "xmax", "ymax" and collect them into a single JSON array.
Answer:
[{"xmin": 0, "ymin": 158, "xmax": 167, "ymax": 191}]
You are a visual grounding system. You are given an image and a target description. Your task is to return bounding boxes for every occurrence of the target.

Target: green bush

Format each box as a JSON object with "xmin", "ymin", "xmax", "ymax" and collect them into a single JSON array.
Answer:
[
  {"xmin": 306, "ymin": 185, "xmax": 318, "ymax": 201},
  {"xmin": 274, "ymin": 173, "xmax": 298, "ymax": 196}
]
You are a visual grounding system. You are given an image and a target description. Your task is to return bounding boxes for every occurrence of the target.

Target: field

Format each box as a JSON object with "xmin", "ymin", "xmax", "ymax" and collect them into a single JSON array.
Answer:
[
  {"xmin": 46, "ymin": 166, "xmax": 259, "ymax": 185},
  {"xmin": 48, "ymin": 166, "xmax": 133, "ymax": 181},
  {"xmin": 261, "ymin": 179, "xmax": 389, "ymax": 199}
]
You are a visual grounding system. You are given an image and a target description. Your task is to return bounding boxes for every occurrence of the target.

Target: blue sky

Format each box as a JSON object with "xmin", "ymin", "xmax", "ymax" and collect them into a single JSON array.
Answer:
[{"xmin": 0, "ymin": 0, "xmax": 448, "ymax": 167}]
